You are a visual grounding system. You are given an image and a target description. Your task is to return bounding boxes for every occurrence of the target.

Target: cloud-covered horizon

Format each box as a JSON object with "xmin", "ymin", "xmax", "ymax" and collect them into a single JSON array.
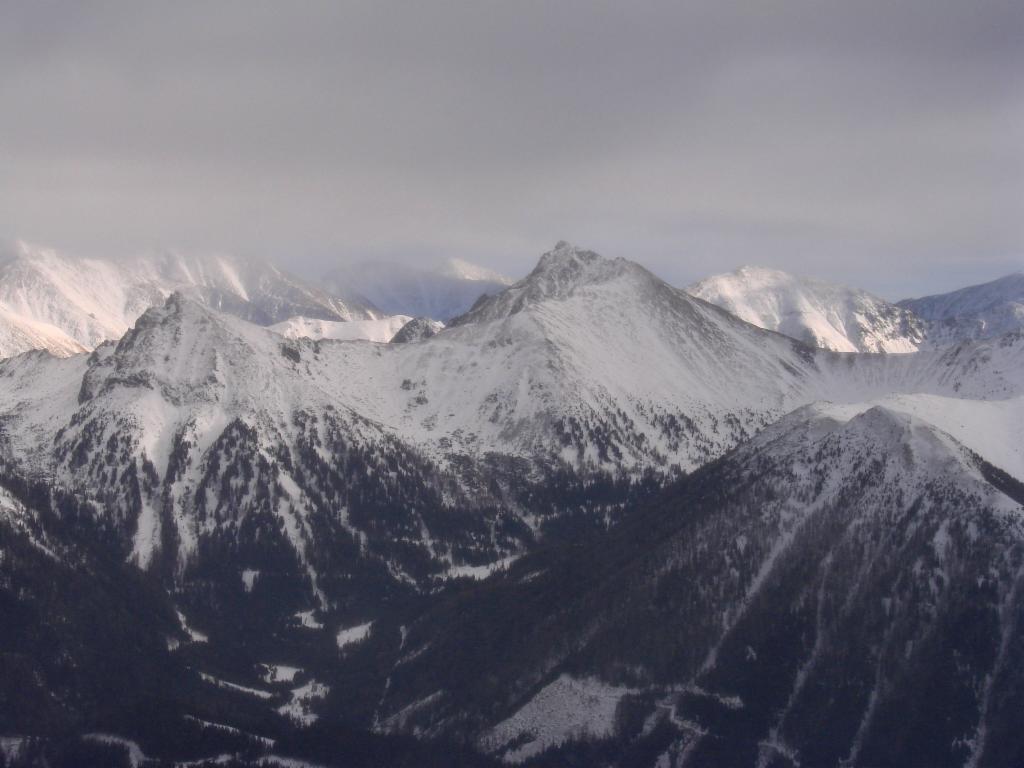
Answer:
[{"xmin": 1, "ymin": 1, "xmax": 1022, "ymax": 299}]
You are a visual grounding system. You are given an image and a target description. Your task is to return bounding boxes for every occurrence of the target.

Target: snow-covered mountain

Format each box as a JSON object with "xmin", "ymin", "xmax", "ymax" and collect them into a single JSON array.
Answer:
[
  {"xmin": 269, "ymin": 314, "xmax": 415, "ymax": 343},
  {"xmin": 377, "ymin": 403, "xmax": 1024, "ymax": 766},
  {"xmin": 2, "ymin": 242, "xmax": 1021, "ymax": 589},
  {"xmin": 391, "ymin": 316, "xmax": 445, "ymax": 343},
  {"xmin": 0, "ymin": 239, "xmax": 379, "ymax": 358},
  {"xmin": 899, "ymin": 271, "xmax": 1024, "ymax": 347},
  {"xmin": 323, "ymin": 256, "xmax": 514, "ymax": 322},
  {"xmin": 2, "ymin": 241, "xmax": 1024, "ymax": 765},
  {"xmin": 687, "ymin": 265, "xmax": 926, "ymax": 353}
]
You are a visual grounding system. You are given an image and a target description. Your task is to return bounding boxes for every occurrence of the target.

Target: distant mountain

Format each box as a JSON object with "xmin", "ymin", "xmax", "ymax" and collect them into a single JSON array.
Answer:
[
  {"xmin": 323, "ymin": 257, "xmax": 513, "ymax": 322},
  {"xmin": 2, "ymin": 242, "xmax": 1019, "ymax": 591},
  {"xmin": 687, "ymin": 266, "xmax": 925, "ymax": 353},
  {"xmin": 390, "ymin": 316, "xmax": 444, "ymax": 343},
  {"xmin": 2, "ymin": 242, "xmax": 1024, "ymax": 765},
  {"xmin": 375, "ymin": 404, "xmax": 1024, "ymax": 766},
  {"xmin": 899, "ymin": 271, "xmax": 1024, "ymax": 347},
  {"xmin": 0, "ymin": 240, "xmax": 379, "ymax": 359},
  {"xmin": 269, "ymin": 314, "xmax": 415, "ymax": 343}
]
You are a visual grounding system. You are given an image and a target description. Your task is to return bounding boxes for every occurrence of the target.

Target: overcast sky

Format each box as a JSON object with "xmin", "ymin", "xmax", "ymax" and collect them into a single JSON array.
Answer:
[{"xmin": 1, "ymin": 1, "xmax": 1022, "ymax": 299}]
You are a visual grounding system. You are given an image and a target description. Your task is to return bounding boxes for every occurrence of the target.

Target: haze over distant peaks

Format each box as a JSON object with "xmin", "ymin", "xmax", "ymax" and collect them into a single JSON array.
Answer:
[
  {"xmin": 687, "ymin": 265, "xmax": 926, "ymax": 353},
  {"xmin": 898, "ymin": 271, "xmax": 1024, "ymax": 347},
  {"xmin": 0, "ymin": 240, "xmax": 379, "ymax": 358},
  {"xmin": 322, "ymin": 256, "xmax": 514, "ymax": 322}
]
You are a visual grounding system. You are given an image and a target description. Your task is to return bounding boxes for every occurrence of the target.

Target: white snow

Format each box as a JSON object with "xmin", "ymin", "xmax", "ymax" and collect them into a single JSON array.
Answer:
[
  {"xmin": 482, "ymin": 675, "xmax": 633, "ymax": 763},
  {"xmin": 688, "ymin": 265, "xmax": 924, "ymax": 353},
  {"xmin": 442, "ymin": 555, "xmax": 519, "ymax": 581},
  {"xmin": 176, "ymin": 609, "xmax": 208, "ymax": 643},
  {"xmin": 900, "ymin": 271, "xmax": 1024, "ymax": 347},
  {"xmin": 130, "ymin": 501, "xmax": 161, "ymax": 569},
  {"xmin": 0, "ymin": 239, "xmax": 377, "ymax": 359},
  {"xmin": 336, "ymin": 621, "xmax": 373, "ymax": 650},
  {"xmin": 269, "ymin": 315, "xmax": 413, "ymax": 344},
  {"xmin": 0, "ymin": 737, "xmax": 29, "ymax": 763},
  {"xmin": 0, "ymin": 241, "xmax": 1022, "ymax": 602},
  {"xmin": 277, "ymin": 679, "xmax": 329, "ymax": 726},
  {"xmin": 440, "ymin": 258, "xmax": 514, "ymax": 285},
  {"xmin": 199, "ymin": 672, "xmax": 273, "ymax": 700},
  {"xmin": 294, "ymin": 610, "xmax": 323, "ymax": 629},
  {"xmin": 261, "ymin": 664, "xmax": 301, "ymax": 684},
  {"xmin": 242, "ymin": 569, "xmax": 260, "ymax": 593}
]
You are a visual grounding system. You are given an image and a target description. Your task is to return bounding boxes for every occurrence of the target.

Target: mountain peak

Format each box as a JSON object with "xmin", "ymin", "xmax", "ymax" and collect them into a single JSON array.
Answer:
[
  {"xmin": 449, "ymin": 243, "xmax": 636, "ymax": 326},
  {"xmin": 536, "ymin": 240, "xmax": 602, "ymax": 269}
]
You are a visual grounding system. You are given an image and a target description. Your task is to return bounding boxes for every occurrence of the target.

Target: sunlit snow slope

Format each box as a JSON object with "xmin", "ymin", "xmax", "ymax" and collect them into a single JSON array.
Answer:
[{"xmin": 687, "ymin": 265, "xmax": 925, "ymax": 353}]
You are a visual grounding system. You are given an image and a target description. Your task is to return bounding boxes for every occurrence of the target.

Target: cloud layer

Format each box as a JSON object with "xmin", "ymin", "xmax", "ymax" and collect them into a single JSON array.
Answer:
[{"xmin": 1, "ymin": 1, "xmax": 1021, "ymax": 297}]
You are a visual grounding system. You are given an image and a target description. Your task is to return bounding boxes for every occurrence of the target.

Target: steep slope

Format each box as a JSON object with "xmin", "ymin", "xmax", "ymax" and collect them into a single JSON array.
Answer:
[
  {"xmin": 323, "ymin": 257, "xmax": 513, "ymax": 322},
  {"xmin": 1, "ymin": 243, "xmax": 1023, "ymax": 757},
  {"xmin": 391, "ymin": 317, "xmax": 445, "ymax": 343},
  {"xmin": 0, "ymin": 467, "xmax": 502, "ymax": 768},
  {"xmin": 0, "ymin": 305, "xmax": 87, "ymax": 358},
  {"xmin": 1, "ymin": 243, "xmax": 1022, "ymax": 598},
  {"xmin": 899, "ymin": 271, "xmax": 1024, "ymax": 347},
  {"xmin": 0, "ymin": 240, "xmax": 378, "ymax": 358},
  {"xmin": 375, "ymin": 405, "xmax": 1024, "ymax": 767},
  {"xmin": 687, "ymin": 265, "xmax": 925, "ymax": 353}
]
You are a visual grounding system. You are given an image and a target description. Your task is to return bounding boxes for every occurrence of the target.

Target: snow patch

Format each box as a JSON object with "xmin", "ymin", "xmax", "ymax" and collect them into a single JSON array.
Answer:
[
  {"xmin": 482, "ymin": 675, "xmax": 633, "ymax": 762},
  {"xmin": 176, "ymin": 609, "xmax": 208, "ymax": 643},
  {"xmin": 261, "ymin": 664, "xmax": 302, "ymax": 684},
  {"xmin": 199, "ymin": 672, "xmax": 273, "ymax": 700},
  {"xmin": 336, "ymin": 621, "xmax": 373, "ymax": 650},
  {"xmin": 294, "ymin": 610, "xmax": 323, "ymax": 629},
  {"xmin": 277, "ymin": 679, "xmax": 329, "ymax": 726}
]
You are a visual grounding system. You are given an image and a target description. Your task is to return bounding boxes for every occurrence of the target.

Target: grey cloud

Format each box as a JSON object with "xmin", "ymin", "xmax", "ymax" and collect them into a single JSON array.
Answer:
[{"xmin": 0, "ymin": 0, "xmax": 1021, "ymax": 297}]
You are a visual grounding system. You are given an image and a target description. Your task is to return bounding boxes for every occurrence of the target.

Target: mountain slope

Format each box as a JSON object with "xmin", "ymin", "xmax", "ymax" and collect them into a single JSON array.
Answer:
[
  {"xmin": 1, "ymin": 243, "xmax": 1022, "ymax": 594},
  {"xmin": 0, "ymin": 240, "xmax": 378, "ymax": 358},
  {"xmin": 323, "ymin": 257, "xmax": 513, "ymax": 322},
  {"xmin": 375, "ymin": 404, "xmax": 1024, "ymax": 767},
  {"xmin": 899, "ymin": 271, "xmax": 1024, "ymax": 347},
  {"xmin": 269, "ymin": 314, "xmax": 415, "ymax": 343},
  {"xmin": 687, "ymin": 266, "xmax": 925, "ymax": 353},
  {"xmin": 1, "ymin": 243, "xmax": 1024, "ymax": 761}
]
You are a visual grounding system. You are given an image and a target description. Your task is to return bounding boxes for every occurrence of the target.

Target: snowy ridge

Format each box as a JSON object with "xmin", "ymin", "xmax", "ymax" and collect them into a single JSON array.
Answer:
[
  {"xmin": 269, "ymin": 315, "xmax": 414, "ymax": 343},
  {"xmin": 0, "ymin": 244, "xmax": 1022, "ymax": 597},
  {"xmin": 687, "ymin": 265, "xmax": 925, "ymax": 353},
  {"xmin": 0, "ymin": 239, "xmax": 378, "ymax": 359},
  {"xmin": 899, "ymin": 271, "xmax": 1024, "ymax": 347},
  {"xmin": 3, "ymin": 242, "xmax": 1024, "ymax": 765}
]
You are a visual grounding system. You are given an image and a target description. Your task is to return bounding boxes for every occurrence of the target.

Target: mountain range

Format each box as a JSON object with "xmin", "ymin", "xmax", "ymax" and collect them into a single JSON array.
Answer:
[
  {"xmin": 689, "ymin": 264, "xmax": 1024, "ymax": 354},
  {"xmin": 0, "ymin": 240, "xmax": 381, "ymax": 359},
  {"xmin": 0, "ymin": 241, "xmax": 1022, "ymax": 767},
  {"xmin": 899, "ymin": 271, "xmax": 1024, "ymax": 347}
]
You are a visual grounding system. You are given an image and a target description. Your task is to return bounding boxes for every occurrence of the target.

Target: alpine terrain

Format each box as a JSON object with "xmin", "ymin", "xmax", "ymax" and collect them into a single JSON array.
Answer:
[
  {"xmin": 0, "ymin": 240, "xmax": 383, "ymax": 359},
  {"xmin": 687, "ymin": 266, "xmax": 926, "ymax": 353},
  {"xmin": 1, "ymin": 242, "xmax": 1022, "ymax": 768},
  {"xmin": 898, "ymin": 271, "xmax": 1024, "ymax": 347}
]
